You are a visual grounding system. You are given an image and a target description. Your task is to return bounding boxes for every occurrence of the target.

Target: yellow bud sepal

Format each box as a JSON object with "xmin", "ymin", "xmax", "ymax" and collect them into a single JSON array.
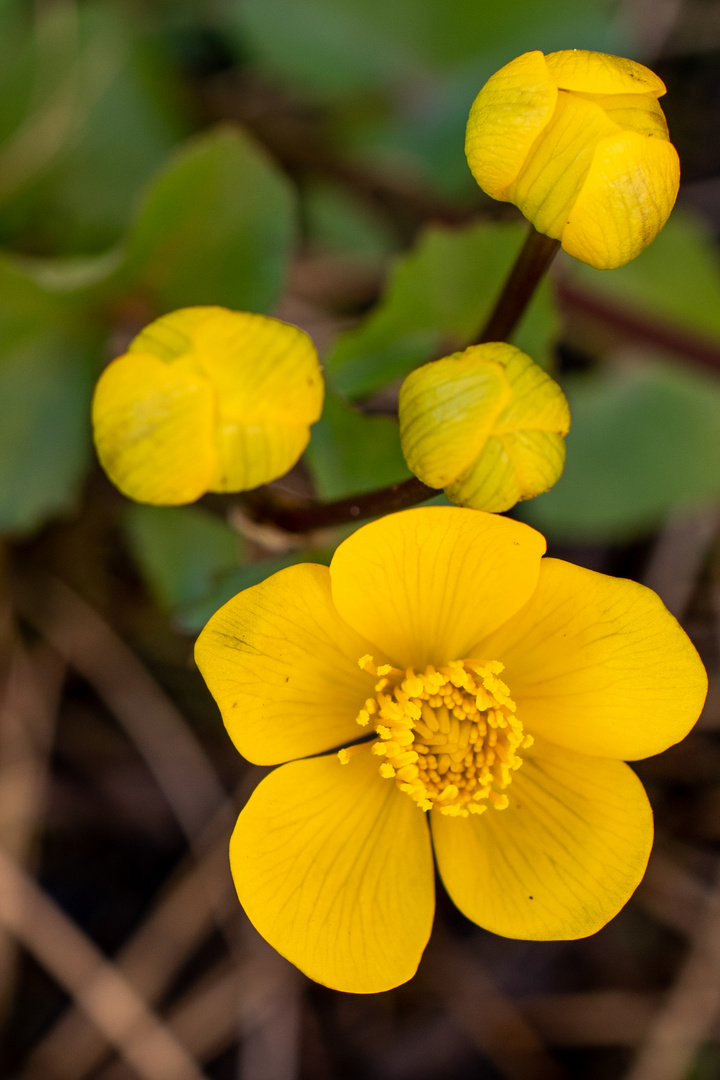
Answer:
[
  {"xmin": 92, "ymin": 306, "xmax": 324, "ymax": 505},
  {"xmin": 465, "ymin": 50, "xmax": 680, "ymax": 270},
  {"xmin": 398, "ymin": 342, "xmax": 570, "ymax": 513}
]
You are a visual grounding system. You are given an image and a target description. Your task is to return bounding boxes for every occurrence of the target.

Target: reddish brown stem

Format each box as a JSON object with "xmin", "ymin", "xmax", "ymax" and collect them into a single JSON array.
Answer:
[
  {"xmin": 474, "ymin": 227, "xmax": 561, "ymax": 344},
  {"xmin": 249, "ymin": 225, "xmax": 561, "ymax": 533}
]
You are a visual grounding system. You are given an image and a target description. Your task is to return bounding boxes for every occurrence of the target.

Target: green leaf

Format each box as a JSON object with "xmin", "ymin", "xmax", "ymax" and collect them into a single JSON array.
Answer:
[
  {"xmin": 302, "ymin": 180, "xmax": 396, "ymax": 258},
  {"xmin": 124, "ymin": 504, "xmax": 244, "ymax": 613},
  {"xmin": 0, "ymin": 2, "xmax": 184, "ymax": 253},
  {"xmin": 176, "ymin": 553, "xmax": 307, "ymax": 634},
  {"xmin": 0, "ymin": 253, "xmax": 68, "ymax": 332},
  {"xmin": 116, "ymin": 126, "xmax": 297, "ymax": 313},
  {"xmin": 0, "ymin": 251, "xmax": 104, "ymax": 535},
  {"xmin": 304, "ymin": 388, "xmax": 411, "ymax": 500},
  {"xmin": 4, "ymin": 248, "xmax": 124, "ymax": 296},
  {"xmin": 0, "ymin": 326, "xmax": 97, "ymax": 534},
  {"xmin": 324, "ymin": 221, "xmax": 559, "ymax": 400},
  {"xmin": 568, "ymin": 209, "xmax": 720, "ymax": 345},
  {"xmin": 0, "ymin": 123, "xmax": 299, "ymax": 312},
  {"xmin": 521, "ymin": 357, "xmax": 720, "ymax": 542}
]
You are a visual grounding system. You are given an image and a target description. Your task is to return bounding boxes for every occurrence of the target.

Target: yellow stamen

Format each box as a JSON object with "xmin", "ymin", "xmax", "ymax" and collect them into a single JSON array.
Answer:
[
  {"xmin": 353, "ymin": 656, "xmax": 529, "ymax": 817},
  {"xmin": 337, "ymin": 742, "xmax": 369, "ymax": 765}
]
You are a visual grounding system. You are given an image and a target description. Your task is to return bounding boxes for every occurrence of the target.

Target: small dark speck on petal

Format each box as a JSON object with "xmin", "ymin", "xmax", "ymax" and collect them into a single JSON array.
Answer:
[
  {"xmin": 528, "ymin": 896, "xmax": 534, "ymax": 900},
  {"xmin": 285, "ymin": 676, "xmax": 290, "ymax": 682}
]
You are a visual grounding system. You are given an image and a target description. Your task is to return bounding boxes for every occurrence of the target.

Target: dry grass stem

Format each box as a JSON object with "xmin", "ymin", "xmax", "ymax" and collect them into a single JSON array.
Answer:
[
  {"xmin": 426, "ymin": 932, "xmax": 564, "ymax": 1080},
  {"xmin": 643, "ymin": 506, "xmax": 720, "ymax": 618},
  {"xmin": 15, "ymin": 574, "xmax": 230, "ymax": 839},
  {"xmin": 0, "ymin": 642, "xmax": 64, "ymax": 1018},
  {"xmin": 20, "ymin": 824, "xmax": 237, "ymax": 1080},
  {"xmin": 635, "ymin": 848, "xmax": 712, "ymax": 937},
  {"xmin": 624, "ymin": 859, "xmax": 720, "ymax": 1080},
  {"xmin": 0, "ymin": 847, "xmax": 209, "ymax": 1080},
  {"xmin": 523, "ymin": 991, "xmax": 660, "ymax": 1046}
]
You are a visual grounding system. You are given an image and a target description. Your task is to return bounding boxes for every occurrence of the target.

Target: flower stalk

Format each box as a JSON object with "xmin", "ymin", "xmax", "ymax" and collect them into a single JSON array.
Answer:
[
  {"xmin": 474, "ymin": 228, "xmax": 560, "ymax": 345},
  {"xmin": 248, "ymin": 224, "xmax": 560, "ymax": 533}
]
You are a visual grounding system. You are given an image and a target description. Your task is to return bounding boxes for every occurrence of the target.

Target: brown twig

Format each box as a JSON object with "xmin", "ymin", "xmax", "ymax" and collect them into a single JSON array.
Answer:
[{"xmin": 251, "ymin": 475, "xmax": 438, "ymax": 534}]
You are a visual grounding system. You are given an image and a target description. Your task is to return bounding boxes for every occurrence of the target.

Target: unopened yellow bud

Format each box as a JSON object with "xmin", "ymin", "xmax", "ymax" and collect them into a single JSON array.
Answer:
[
  {"xmin": 92, "ymin": 306, "xmax": 324, "ymax": 505},
  {"xmin": 398, "ymin": 342, "xmax": 570, "ymax": 512},
  {"xmin": 465, "ymin": 50, "xmax": 680, "ymax": 269}
]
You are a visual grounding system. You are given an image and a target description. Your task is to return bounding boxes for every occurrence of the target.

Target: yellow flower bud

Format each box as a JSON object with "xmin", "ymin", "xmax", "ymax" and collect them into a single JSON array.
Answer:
[
  {"xmin": 465, "ymin": 50, "xmax": 680, "ymax": 270},
  {"xmin": 92, "ymin": 306, "xmax": 324, "ymax": 505},
  {"xmin": 398, "ymin": 342, "xmax": 570, "ymax": 512}
]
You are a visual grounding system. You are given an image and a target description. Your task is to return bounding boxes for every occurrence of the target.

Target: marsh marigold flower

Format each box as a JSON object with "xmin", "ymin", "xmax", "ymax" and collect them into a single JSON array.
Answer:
[
  {"xmin": 399, "ymin": 342, "xmax": 570, "ymax": 512},
  {"xmin": 92, "ymin": 306, "xmax": 324, "ymax": 505},
  {"xmin": 195, "ymin": 507, "xmax": 706, "ymax": 993},
  {"xmin": 465, "ymin": 50, "xmax": 680, "ymax": 269}
]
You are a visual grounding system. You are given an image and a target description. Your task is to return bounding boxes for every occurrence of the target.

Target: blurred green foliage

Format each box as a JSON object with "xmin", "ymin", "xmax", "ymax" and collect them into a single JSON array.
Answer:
[
  {"xmin": 0, "ymin": 1, "xmax": 185, "ymax": 253},
  {"xmin": 570, "ymin": 210, "xmax": 720, "ymax": 344},
  {"xmin": 232, "ymin": 0, "xmax": 624, "ymax": 195},
  {"xmin": 115, "ymin": 127, "xmax": 297, "ymax": 312},
  {"xmin": 0, "ymin": 126, "xmax": 297, "ymax": 533},
  {"xmin": 522, "ymin": 358, "xmax": 720, "ymax": 540},
  {"xmin": 324, "ymin": 221, "xmax": 559, "ymax": 400},
  {"xmin": 4, "ymin": 0, "xmax": 720, "ymax": 621},
  {"xmin": 305, "ymin": 388, "xmax": 411, "ymax": 500},
  {"xmin": 124, "ymin": 503, "xmax": 244, "ymax": 612}
]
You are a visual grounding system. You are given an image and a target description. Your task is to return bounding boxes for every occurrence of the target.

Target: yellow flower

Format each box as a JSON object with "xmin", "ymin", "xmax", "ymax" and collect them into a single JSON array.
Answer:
[
  {"xmin": 92, "ymin": 306, "xmax": 324, "ymax": 505},
  {"xmin": 399, "ymin": 342, "xmax": 570, "ymax": 511},
  {"xmin": 465, "ymin": 50, "xmax": 680, "ymax": 269},
  {"xmin": 195, "ymin": 507, "xmax": 706, "ymax": 994}
]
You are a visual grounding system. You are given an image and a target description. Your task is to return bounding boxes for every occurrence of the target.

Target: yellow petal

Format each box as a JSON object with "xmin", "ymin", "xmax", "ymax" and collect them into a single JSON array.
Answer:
[
  {"xmin": 209, "ymin": 421, "xmax": 310, "ymax": 492},
  {"xmin": 398, "ymin": 351, "xmax": 510, "ymax": 489},
  {"xmin": 446, "ymin": 346, "xmax": 569, "ymax": 510},
  {"xmin": 231, "ymin": 750, "xmax": 434, "ymax": 993},
  {"xmin": 194, "ymin": 563, "xmax": 381, "ymax": 765},
  {"xmin": 491, "ymin": 343, "xmax": 571, "ymax": 436},
  {"xmin": 189, "ymin": 310, "xmax": 324, "ymax": 425},
  {"xmin": 545, "ymin": 50, "xmax": 667, "ymax": 97},
  {"xmin": 465, "ymin": 51, "xmax": 558, "ymax": 200},
  {"xmin": 562, "ymin": 130, "xmax": 680, "ymax": 269},
  {"xmin": 329, "ymin": 507, "xmax": 546, "ymax": 671},
  {"xmin": 128, "ymin": 306, "xmax": 218, "ymax": 362},
  {"xmin": 505, "ymin": 90, "xmax": 620, "ymax": 239},
  {"xmin": 431, "ymin": 737, "xmax": 653, "ymax": 940},
  {"xmin": 446, "ymin": 429, "xmax": 566, "ymax": 512},
  {"xmin": 477, "ymin": 558, "xmax": 707, "ymax": 760},
  {"xmin": 576, "ymin": 91, "xmax": 669, "ymax": 138},
  {"xmin": 91, "ymin": 353, "xmax": 215, "ymax": 505},
  {"xmin": 399, "ymin": 343, "xmax": 570, "ymax": 512},
  {"xmin": 129, "ymin": 306, "xmax": 324, "ymax": 492}
]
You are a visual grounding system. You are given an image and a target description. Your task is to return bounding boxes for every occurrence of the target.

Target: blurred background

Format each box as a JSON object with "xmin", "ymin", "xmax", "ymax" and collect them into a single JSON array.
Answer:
[{"xmin": 4, "ymin": 0, "xmax": 720, "ymax": 1077}]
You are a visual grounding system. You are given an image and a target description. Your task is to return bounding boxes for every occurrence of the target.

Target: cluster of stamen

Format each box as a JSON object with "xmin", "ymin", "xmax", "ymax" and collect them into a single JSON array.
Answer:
[{"xmin": 339, "ymin": 655, "xmax": 532, "ymax": 816}]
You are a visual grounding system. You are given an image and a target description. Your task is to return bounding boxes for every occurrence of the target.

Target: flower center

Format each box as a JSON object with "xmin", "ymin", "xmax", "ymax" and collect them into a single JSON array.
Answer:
[{"xmin": 339, "ymin": 656, "xmax": 532, "ymax": 817}]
